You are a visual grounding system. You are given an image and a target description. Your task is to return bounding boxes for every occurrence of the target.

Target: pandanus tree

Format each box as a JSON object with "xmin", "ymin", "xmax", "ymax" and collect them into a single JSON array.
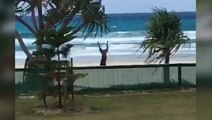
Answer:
[
  {"xmin": 139, "ymin": 8, "xmax": 190, "ymax": 83},
  {"xmin": 15, "ymin": 0, "xmax": 109, "ymax": 68},
  {"xmin": 15, "ymin": 0, "xmax": 108, "ymax": 108}
]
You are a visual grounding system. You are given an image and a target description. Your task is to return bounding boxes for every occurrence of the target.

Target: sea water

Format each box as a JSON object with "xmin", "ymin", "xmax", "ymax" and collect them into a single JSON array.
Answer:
[{"xmin": 15, "ymin": 12, "xmax": 196, "ymax": 67}]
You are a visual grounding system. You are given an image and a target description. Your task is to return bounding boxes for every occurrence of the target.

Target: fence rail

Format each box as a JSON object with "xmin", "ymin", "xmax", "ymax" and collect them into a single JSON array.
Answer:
[
  {"xmin": 15, "ymin": 63, "xmax": 196, "ymax": 71},
  {"xmin": 15, "ymin": 63, "xmax": 196, "ymax": 91}
]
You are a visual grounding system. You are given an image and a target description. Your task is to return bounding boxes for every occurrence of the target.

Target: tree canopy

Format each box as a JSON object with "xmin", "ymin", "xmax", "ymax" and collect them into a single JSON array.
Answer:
[
  {"xmin": 140, "ymin": 8, "xmax": 190, "ymax": 64},
  {"xmin": 15, "ymin": 0, "xmax": 109, "ymax": 57}
]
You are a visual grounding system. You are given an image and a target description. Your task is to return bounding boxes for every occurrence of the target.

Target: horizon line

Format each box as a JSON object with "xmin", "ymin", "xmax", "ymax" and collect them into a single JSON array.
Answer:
[{"xmin": 105, "ymin": 11, "xmax": 196, "ymax": 15}]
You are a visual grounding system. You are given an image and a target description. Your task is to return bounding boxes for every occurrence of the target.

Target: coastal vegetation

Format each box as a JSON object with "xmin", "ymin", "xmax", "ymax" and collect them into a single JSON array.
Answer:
[
  {"xmin": 15, "ymin": 0, "xmax": 108, "ymax": 58},
  {"xmin": 15, "ymin": 0, "xmax": 108, "ymax": 110},
  {"xmin": 139, "ymin": 8, "xmax": 190, "ymax": 83},
  {"xmin": 15, "ymin": 1, "xmax": 195, "ymax": 119}
]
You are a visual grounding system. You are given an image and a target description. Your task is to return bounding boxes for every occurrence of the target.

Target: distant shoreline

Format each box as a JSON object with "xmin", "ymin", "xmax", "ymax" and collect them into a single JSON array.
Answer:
[
  {"xmin": 15, "ymin": 52, "xmax": 196, "ymax": 69},
  {"xmin": 15, "ymin": 60, "xmax": 196, "ymax": 69}
]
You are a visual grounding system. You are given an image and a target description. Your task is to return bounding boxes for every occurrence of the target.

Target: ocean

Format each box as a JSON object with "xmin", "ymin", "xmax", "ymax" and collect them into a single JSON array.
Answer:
[{"xmin": 15, "ymin": 12, "xmax": 196, "ymax": 67}]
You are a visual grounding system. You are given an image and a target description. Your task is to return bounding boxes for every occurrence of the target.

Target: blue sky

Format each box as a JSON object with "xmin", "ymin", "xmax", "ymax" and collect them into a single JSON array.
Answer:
[{"xmin": 102, "ymin": 0, "xmax": 196, "ymax": 13}]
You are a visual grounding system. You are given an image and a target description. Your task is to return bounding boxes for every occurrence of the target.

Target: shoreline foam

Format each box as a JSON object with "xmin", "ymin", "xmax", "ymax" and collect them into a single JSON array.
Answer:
[{"xmin": 15, "ymin": 59, "xmax": 196, "ymax": 69}]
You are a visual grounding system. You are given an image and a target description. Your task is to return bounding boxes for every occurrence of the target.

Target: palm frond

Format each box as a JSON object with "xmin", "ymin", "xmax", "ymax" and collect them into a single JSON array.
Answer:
[{"xmin": 60, "ymin": 44, "xmax": 74, "ymax": 58}]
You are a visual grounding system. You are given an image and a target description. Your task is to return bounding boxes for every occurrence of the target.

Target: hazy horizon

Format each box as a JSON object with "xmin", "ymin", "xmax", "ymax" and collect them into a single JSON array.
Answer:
[{"xmin": 105, "ymin": 11, "xmax": 196, "ymax": 15}]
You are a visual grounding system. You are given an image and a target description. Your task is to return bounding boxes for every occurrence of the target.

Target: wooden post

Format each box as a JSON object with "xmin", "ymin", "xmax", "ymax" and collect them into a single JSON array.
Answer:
[
  {"xmin": 63, "ymin": 78, "xmax": 67, "ymax": 112},
  {"xmin": 71, "ymin": 58, "xmax": 73, "ymax": 68},
  {"xmin": 63, "ymin": 68, "xmax": 67, "ymax": 112},
  {"xmin": 178, "ymin": 65, "xmax": 182, "ymax": 87},
  {"xmin": 70, "ymin": 58, "xmax": 74, "ymax": 101},
  {"xmin": 63, "ymin": 59, "xmax": 73, "ymax": 112}
]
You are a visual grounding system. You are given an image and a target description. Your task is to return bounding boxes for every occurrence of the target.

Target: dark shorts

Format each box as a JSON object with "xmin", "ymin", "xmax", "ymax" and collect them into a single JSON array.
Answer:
[{"xmin": 100, "ymin": 62, "xmax": 106, "ymax": 66}]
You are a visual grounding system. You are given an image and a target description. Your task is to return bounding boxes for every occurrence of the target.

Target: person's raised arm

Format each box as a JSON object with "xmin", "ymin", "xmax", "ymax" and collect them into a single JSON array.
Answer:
[
  {"xmin": 97, "ymin": 42, "xmax": 102, "ymax": 52},
  {"xmin": 106, "ymin": 41, "xmax": 109, "ymax": 52}
]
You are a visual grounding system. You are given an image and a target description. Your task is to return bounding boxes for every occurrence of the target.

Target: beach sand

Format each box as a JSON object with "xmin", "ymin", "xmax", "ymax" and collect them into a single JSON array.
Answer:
[{"xmin": 15, "ymin": 54, "xmax": 196, "ymax": 68}]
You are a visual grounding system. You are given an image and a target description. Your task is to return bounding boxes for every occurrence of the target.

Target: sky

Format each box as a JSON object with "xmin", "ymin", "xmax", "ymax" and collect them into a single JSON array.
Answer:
[{"xmin": 102, "ymin": 0, "xmax": 196, "ymax": 14}]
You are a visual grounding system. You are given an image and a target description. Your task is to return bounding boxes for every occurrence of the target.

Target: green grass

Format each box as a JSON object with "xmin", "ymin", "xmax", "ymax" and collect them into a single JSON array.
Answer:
[{"xmin": 16, "ymin": 90, "xmax": 196, "ymax": 120}]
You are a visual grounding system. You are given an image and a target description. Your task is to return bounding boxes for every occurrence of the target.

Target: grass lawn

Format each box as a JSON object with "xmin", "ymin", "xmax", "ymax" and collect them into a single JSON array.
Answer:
[{"xmin": 16, "ymin": 89, "xmax": 196, "ymax": 120}]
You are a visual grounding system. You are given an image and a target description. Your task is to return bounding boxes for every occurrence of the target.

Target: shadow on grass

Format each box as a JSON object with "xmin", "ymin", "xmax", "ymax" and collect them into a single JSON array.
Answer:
[{"xmin": 16, "ymin": 79, "xmax": 195, "ymax": 96}]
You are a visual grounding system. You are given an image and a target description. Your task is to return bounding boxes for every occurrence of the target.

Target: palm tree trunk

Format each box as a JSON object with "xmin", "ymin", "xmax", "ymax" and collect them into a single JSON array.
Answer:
[
  {"xmin": 31, "ymin": 7, "xmax": 38, "ymax": 32},
  {"xmin": 36, "ymin": 0, "xmax": 44, "ymax": 52},
  {"xmin": 15, "ymin": 15, "xmax": 36, "ymax": 36},
  {"xmin": 15, "ymin": 30, "xmax": 32, "ymax": 59},
  {"xmin": 36, "ymin": 35, "xmax": 43, "ymax": 53},
  {"xmin": 163, "ymin": 54, "xmax": 170, "ymax": 84}
]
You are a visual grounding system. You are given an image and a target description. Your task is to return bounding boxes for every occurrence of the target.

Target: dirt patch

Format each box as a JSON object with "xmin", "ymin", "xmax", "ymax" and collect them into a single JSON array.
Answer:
[
  {"xmin": 82, "ymin": 88, "xmax": 196, "ymax": 97},
  {"xmin": 33, "ymin": 106, "xmax": 96, "ymax": 116}
]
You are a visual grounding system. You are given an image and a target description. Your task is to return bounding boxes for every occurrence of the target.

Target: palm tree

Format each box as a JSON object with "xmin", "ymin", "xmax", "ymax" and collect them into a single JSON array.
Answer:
[
  {"xmin": 15, "ymin": 0, "xmax": 109, "ymax": 108},
  {"xmin": 43, "ymin": 27, "xmax": 75, "ymax": 108},
  {"xmin": 15, "ymin": 0, "xmax": 109, "ymax": 65},
  {"xmin": 139, "ymin": 8, "xmax": 190, "ymax": 83}
]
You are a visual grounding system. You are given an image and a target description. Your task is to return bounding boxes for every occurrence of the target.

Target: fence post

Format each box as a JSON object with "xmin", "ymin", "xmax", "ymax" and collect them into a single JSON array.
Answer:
[
  {"xmin": 163, "ymin": 64, "xmax": 170, "ymax": 84},
  {"xmin": 70, "ymin": 58, "xmax": 74, "ymax": 102},
  {"xmin": 71, "ymin": 58, "xmax": 73, "ymax": 68},
  {"xmin": 178, "ymin": 64, "xmax": 182, "ymax": 87}
]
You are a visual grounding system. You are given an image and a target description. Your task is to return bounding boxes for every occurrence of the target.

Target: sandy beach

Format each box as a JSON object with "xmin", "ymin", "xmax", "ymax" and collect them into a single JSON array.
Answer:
[{"xmin": 15, "ymin": 53, "xmax": 196, "ymax": 68}]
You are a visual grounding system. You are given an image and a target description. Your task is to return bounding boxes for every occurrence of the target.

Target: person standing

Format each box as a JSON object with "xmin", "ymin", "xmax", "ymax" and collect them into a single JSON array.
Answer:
[{"xmin": 97, "ymin": 41, "xmax": 109, "ymax": 66}]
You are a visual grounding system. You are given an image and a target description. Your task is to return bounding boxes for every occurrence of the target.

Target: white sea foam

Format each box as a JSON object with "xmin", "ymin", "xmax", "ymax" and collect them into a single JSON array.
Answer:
[
  {"xmin": 16, "ymin": 31, "xmax": 196, "ymax": 46},
  {"xmin": 15, "ymin": 30, "xmax": 196, "ymax": 65}
]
